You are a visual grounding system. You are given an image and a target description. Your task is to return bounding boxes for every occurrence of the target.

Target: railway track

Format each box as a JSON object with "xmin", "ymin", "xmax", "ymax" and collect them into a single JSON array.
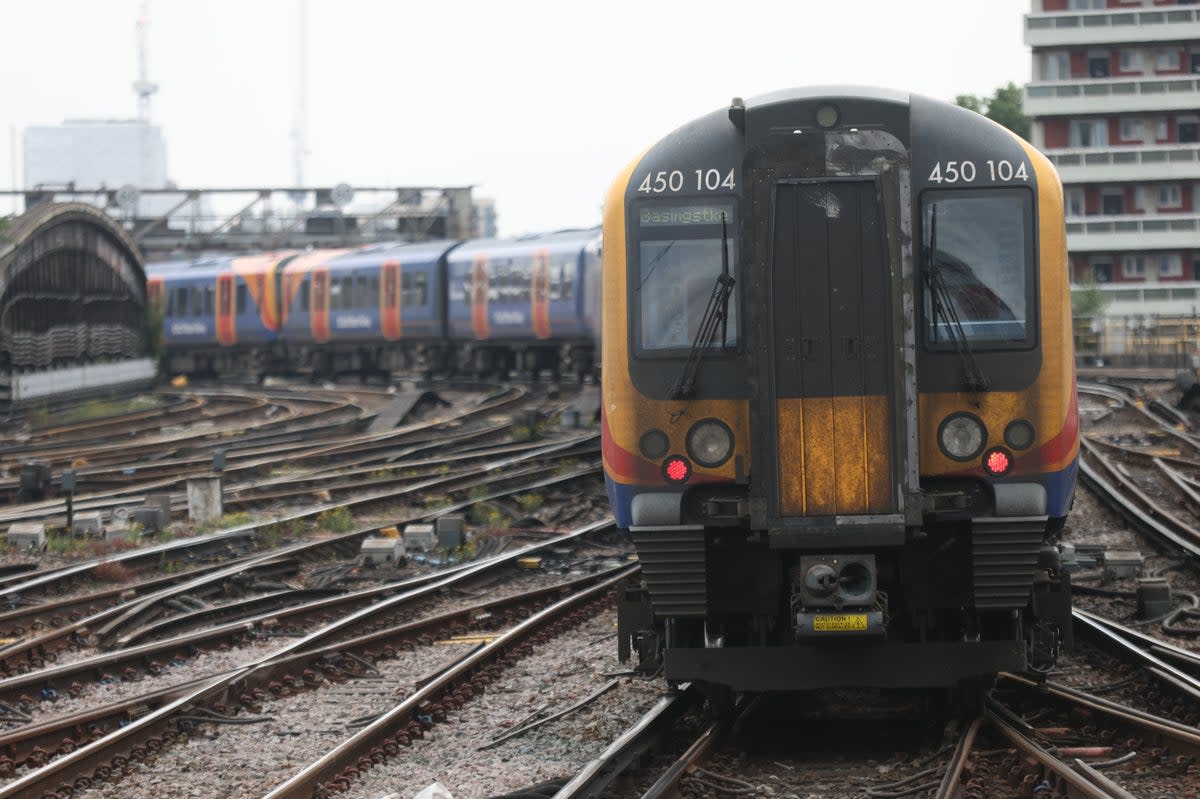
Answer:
[{"xmin": 0, "ymin": 521, "xmax": 628, "ymax": 797}]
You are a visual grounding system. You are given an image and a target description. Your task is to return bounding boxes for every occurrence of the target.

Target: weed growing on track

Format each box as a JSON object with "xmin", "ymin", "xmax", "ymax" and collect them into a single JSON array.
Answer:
[
  {"xmin": 95, "ymin": 561, "xmax": 133, "ymax": 583},
  {"xmin": 221, "ymin": 512, "xmax": 253, "ymax": 528},
  {"xmin": 317, "ymin": 507, "xmax": 353, "ymax": 533},
  {"xmin": 516, "ymin": 493, "xmax": 544, "ymax": 512}
]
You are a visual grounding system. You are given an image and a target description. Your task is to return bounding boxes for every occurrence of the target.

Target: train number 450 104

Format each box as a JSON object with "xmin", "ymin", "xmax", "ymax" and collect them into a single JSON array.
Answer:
[
  {"xmin": 637, "ymin": 168, "xmax": 736, "ymax": 194},
  {"xmin": 928, "ymin": 159, "xmax": 1029, "ymax": 184}
]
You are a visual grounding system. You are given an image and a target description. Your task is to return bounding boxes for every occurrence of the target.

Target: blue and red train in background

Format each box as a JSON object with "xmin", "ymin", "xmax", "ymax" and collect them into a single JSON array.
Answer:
[{"xmin": 147, "ymin": 228, "xmax": 601, "ymax": 379}]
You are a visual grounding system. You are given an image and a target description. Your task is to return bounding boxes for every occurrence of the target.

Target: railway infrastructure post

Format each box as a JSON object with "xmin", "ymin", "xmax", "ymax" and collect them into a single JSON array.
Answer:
[{"xmin": 187, "ymin": 476, "xmax": 223, "ymax": 525}]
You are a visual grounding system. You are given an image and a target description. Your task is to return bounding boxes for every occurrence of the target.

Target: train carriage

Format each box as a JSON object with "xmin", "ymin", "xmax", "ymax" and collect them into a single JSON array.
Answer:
[
  {"xmin": 278, "ymin": 241, "xmax": 453, "ymax": 376},
  {"xmin": 447, "ymin": 228, "xmax": 601, "ymax": 379},
  {"xmin": 603, "ymin": 87, "xmax": 1078, "ymax": 694},
  {"xmin": 153, "ymin": 252, "xmax": 289, "ymax": 375}
]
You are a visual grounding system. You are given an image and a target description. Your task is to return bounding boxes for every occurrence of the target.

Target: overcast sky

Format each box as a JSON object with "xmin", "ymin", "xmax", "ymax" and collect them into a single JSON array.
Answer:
[{"xmin": 2, "ymin": 0, "xmax": 1034, "ymax": 235}]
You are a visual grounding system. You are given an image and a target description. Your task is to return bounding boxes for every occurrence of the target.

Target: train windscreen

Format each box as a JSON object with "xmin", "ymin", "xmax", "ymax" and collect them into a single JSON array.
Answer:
[
  {"xmin": 634, "ymin": 202, "xmax": 738, "ymax": 353},
  {"xmin": 922, "ymin": 189, "xmax": 1035, "ymax": 349}
]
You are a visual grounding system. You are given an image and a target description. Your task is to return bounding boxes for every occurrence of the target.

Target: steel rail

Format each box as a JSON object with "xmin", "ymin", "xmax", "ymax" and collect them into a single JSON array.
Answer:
[
  {"xmin": 1077, "ymin": 439, "xmax": 1200, "ymax": 556},
  {"xmin": 984, "ymin": 706, "xmax": 1117, "ymax": 799},
  {"xmin": 0, "ymin": 554, "xmax": 625, "ymax": 775},
  {"xmin": 998, "ymin": 672, "xmax": 1200, "ymax": 758},
  {"xmin": 260, "ymin": 564, "xmax": 635, "ymax": 799},
  {"xmin": 1073, "ymin": 608, "xmax": 1200, "ymax": 699},
  {"xmin": 637, "ymin": 714, "xmax": 724, "ymax": 799},
  {"xmin": 933, "ymin": 716, "xmax": 983, "ymax": 799}
]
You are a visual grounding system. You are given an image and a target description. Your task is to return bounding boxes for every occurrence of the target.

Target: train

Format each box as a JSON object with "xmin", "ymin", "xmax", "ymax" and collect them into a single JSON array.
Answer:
[
  {"xmin": 603, "ymin": 87, "xmax": 1079, "ymax": 698},
  {"xmin": 147, "ymin": 228, "xmax": 602, "ymax": 380}
]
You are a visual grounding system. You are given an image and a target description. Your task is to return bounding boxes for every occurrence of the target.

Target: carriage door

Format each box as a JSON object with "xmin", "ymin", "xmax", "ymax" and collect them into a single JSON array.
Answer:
[
  {"xmin": 531, "ymin": 249, "xmax": 551, "ymax": 339},
  {"xmin": 311, "ymin": 267, "xmax": 331, "ymax": 343},
  {"xmin": 216, "ymin": 273, "xmax": 237, "ymax": 345},
  {"xmin": 471, "ymin": 254, "xmax": 490, "ymax": 339},
  {"xmin": 767, "ymin": 180, "xmax": 897, "ymax": 521},
  {"xmin": 381, "ymin": 260, "xmax": 402, "ymax": 341}
]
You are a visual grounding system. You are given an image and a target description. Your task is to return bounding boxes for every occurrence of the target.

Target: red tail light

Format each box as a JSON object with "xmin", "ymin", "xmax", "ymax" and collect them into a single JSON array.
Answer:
[
  {"xmin": 663, "ymin": 456, "xmax": 691, "ymax": 483},
  {"xmin": 983, "ymin": 448, "xmax": 1012, "ymax": 476}
]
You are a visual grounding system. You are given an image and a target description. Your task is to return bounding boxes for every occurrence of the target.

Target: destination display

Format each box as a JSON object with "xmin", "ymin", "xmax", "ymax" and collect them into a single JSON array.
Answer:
[{"xmin": 638, "ymin": 203, "xmax": 734, "ymax": 228}]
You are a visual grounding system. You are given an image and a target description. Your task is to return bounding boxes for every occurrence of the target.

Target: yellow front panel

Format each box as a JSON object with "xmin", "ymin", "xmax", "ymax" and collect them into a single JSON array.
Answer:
[{"xmin": 778, "ymin": 395, "xmax": 892, "ymax": 517}]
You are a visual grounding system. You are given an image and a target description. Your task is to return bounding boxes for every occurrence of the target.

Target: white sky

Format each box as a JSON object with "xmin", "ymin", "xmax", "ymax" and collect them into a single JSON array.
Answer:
[{"xmin": 1, "ymin": 0, "xmax": 1034, "ymax": 236}]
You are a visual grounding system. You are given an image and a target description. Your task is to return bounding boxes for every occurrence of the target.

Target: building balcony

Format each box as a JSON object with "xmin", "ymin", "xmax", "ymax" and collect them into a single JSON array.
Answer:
[
  {"xmin": 1025, "ymin": 7, "xmax": 1200, "ymax": 48},
  {"xmin": 1027, "ymin": 76, "xmax": 1200, "ymax": 116},
  {"xmin": 1045, "ymin": 144, "xmax": 1200, "ymax": 183},
  {"xmin": 1066, "ymin": 212, "xmax": 1200, "ymax": 252}
]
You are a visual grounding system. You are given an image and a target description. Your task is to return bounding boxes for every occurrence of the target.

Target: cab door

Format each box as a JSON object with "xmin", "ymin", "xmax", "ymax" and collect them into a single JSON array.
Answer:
[{"xmin": 765, "ymin": 180, "xmax": 897, "ymax": 520}]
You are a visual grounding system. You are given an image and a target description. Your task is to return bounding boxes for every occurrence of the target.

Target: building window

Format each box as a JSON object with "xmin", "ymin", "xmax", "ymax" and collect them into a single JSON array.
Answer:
[
  {"xmin": 1120, "ymin": 118, "xmax": 1144, "ymax": 140},
  {"xmin": 1070, "ymin": 120, "xmax": 1108, "ymax": 147},
  {"xmin": 1180, "ymin": 117, "xmax": 1199, "ymax": 143},
  {"xmin": 1159, "ymin": 254, "xmax": 1183, "ymax": 278},
  {"xmin": 1088, "ymin": 52, "xmax": 1110, "ymax": 79},
  {"xmin": 1122, "ymin": 256, "xmax": 1145, "ymax": 279},
  {"xmin": 1120, "ymin": 50, "xmax": 1143, "ymax": 72},
  {"xmin": 1159, "ymin": 184, "xmax": 1182, "ymax": 207},
  {"xmin": 1156, "ymin": 117, "xmax": 1169, "ymax": 140},
  {"xmin": 1044, "ymin": 52, "xmax": 1071, "ymax": 81},
  {"xmin": 1068, "ymin": 0, "xmax": 1105, "ymax": 9},
  {"xmin": 1092, "ymin": 260, "xmax": 1112, "ymax": 283},
  {"xmin": 1066, "ymin": 189, "xmax": 1085, "ymax": 217},
  {"xmin": 1156, "ymin": 50, "xmax": 1181, "ymax": 72},
  {"xmin": 1102, "ymin": 191, "xmax": 1125, "ymax": 215}
]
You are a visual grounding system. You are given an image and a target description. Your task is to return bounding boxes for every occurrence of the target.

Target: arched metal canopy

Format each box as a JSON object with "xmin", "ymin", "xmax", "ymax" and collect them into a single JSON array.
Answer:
[{"xmin": 0, "ymin": 203, "xmax": 147, "ymax": 370}]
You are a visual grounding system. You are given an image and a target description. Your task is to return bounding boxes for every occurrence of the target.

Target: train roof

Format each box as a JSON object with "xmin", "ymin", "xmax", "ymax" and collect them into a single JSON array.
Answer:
[
  {"xmin": 325, "ymin": 239, "xmax": 460, "ymax": 268},
  {"xmin": 745, "ymin": 85, "xmax": 912, "ymax": 111},
  {"xmin": 450, "ymin": 227, "xmax": 600, "ymax": 259}
]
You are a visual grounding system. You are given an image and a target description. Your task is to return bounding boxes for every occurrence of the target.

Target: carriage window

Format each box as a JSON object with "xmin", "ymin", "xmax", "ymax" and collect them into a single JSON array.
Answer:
[
  {"xmin": 370, "ymin": 276, "xmax": 380, "ymax": 305},
  {"xmin": 204, "ymin": 286, "xmax": 214, "ymax": 316},
  {"xmin": 300, "ymin": 279, "xmax": 310, "ymax": 312},
  {"xmin": 921, "ymin": 190, "xmax": 1035, "ymax": 348},
  {"xmin": 634, "ymin": 202, "xmax": 737, "ymax": 352},
  {"xmin": 356, "ymin": 275, "xmax": 369, "ymax": 307},
  {"xmin": 414, "ymin": 272, "xmax": 428, "ymax": 305},
  {"xmin": 236, "ymin": 284, "xmax": 247, "ymax": 315},
  {"xmin": 561, "ymin": 260, "xmax": 574, "ymax": 300}
]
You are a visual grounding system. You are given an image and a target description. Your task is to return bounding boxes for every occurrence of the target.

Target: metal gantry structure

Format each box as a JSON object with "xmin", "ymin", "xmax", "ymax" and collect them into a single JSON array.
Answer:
[{"xmin": 0, "ymin": 185, "xmax": 476, "ymax": 257}]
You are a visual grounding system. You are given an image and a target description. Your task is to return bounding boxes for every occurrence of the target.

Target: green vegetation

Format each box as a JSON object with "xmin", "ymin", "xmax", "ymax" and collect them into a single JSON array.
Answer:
[
  {"xmin": 46, "ymin": 534, "xmax": 87, "ymax": 555},
  {"xmin": 955, "ymin": 82, "xmax": 1030, "ymax": 141},
  {"xmin": 1071, "ymin": 275, "xmax": 1111, "ymax": 320},
  {"xmin": 29, "ymin": 394, "xmax": 162, "ymax": 427},
  {"xmin": 316, "ymin": 506, "xmax": 354, "ymax": 533},
  {"xmin": 516, "ymin": 493, "xmax": 544, "ymax": 513},
  {"xmin": 221, "ymin": 511, "xmax": 253, "ymax": 528},
  {"xmin": 469, "ymin": 502, "xmax": 508, "ymax": 528}
]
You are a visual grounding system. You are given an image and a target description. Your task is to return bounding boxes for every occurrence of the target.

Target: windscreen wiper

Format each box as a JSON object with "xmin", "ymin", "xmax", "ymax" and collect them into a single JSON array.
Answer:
[
  {"xmin": 925, "ymin": 204, "xmax": 989, "ymax": 393},
  {"xmin": 670, "ymin": 214, "xmax": 734, "ymax": 400}
]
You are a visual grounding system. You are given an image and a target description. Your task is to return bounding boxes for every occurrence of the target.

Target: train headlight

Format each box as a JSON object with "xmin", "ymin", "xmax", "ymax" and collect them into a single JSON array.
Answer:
[
  {"xmin": 639, "ymin": 430, "xmax": 669, "ymax": 460},
  {"xmin": 686, "ymin": 419, "xmax": 734, "ymax": 468},
  {"xmin": 938, "ymin": 413, "xmax": 986, "ymax": 461},
  {"xmin": 1004, "ymin": 420, "xmax": 1035, "ymax": 450}
]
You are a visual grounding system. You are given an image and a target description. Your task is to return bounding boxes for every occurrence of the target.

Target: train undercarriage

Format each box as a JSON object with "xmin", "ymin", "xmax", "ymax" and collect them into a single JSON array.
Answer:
[{"xmin": 617, "ymin": 514, "xmax": 1073, "ymax": 695}]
